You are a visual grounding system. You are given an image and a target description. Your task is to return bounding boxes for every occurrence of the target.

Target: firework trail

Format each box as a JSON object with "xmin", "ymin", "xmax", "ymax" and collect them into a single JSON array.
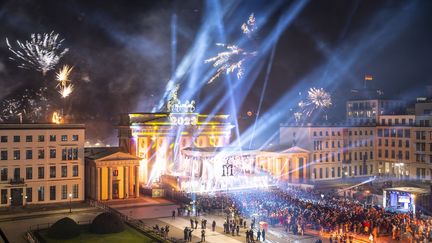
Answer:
[
  {"xmin": 298, "ymin": 87, "xmax": 332, "ymax": 118},
  {"xmin": 205, "ymin": 13, "xmax": 257, "ymax": 84},
  {"xmin": 6, "ymin": 31, "xmax": 69, "ymax": 75},
  {"xmin": 55, "ymin": 65, "xmax": 74, "ymax": 98}
]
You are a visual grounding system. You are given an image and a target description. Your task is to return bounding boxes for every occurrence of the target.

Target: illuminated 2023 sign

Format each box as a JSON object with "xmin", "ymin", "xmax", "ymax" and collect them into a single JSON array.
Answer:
[{"xmin": 169, "ymin": 114, "xmax": 197, "ymax": 126}]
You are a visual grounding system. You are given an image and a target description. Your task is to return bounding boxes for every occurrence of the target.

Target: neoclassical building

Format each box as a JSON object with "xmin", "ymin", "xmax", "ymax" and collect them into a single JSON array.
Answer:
[
  {"xmin": 118, "ymin": 112, "xmax": 234, "ymax": 185},
  {"xmin": 256, "ymin": 146, "xmax": 310, "ymax": 183},
  {"xmin": 85, "ymin": 148, "xmax": 140, "ymax": 200}
]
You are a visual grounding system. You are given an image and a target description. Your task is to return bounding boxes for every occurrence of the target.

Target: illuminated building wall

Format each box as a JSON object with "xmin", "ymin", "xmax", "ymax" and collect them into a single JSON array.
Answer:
[
  {"xmin": 346, "ymin": 99, "xmax": 405, "ymax": 125},
  {"xmin": 118, "ymin": 112, "xmax": 233, "ymax": 185},
  {"xmin": 281, "ymin": 100, "xmax": 432, "ymax": 182},
  {"xmin": 85, "ymin": 148, "xmax": 141, "ymax": 201},
  {"xmin": 0, "ymin": 124, "xmax": 85, "ymax": 207}
]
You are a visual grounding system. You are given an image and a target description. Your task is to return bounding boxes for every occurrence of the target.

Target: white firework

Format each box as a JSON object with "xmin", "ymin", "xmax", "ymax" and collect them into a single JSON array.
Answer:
[
  {"xmin": 55, "ymin": 65, "xmax": 74, "ymax": 98},
  {"xmin": 0, "ymin": 88, "xmax": 48, "ymax": 122},
  {"xmin": 6, "ymin": 31, "xmax": 69, "ymax": 75},
  {"xmin": 241, "ymin": 13, "xmax": 257, "ymax": 36},
  {"xmin": 298, "ymin": 87, "xmax": 332, "ymax": 118},
  {"xmin": 58, "ymin": 83, "xmax": 74, "ymax": 98},
  {"xmin": 204, "ymin": 44, "xmax": 255, "ymax": 83},
  {"xmin": 205, "ymin": 13, "xmax": 257, "ymax": 84},
  {"xmin": 308, "ymin": 87, "xmax": 332, "ymax": 108}
]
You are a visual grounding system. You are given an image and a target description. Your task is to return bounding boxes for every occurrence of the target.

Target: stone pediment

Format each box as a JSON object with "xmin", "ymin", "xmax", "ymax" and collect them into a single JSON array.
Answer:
[{"xmin": 95, "ymin": 151, "xmax": 141, "ymax": 162}]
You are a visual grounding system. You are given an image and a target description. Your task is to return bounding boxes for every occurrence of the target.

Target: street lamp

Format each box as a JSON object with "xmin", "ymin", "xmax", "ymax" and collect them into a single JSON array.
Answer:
[{"xmin": 69, "ymin": 193, "xmax": 73, "ymax": 213}]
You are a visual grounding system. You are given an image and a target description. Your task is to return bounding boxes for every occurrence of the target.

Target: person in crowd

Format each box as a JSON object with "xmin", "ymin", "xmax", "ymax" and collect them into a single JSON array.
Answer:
[{"xmin": 201, "ymin": 229, "xmax": 206, "ymax": 242}]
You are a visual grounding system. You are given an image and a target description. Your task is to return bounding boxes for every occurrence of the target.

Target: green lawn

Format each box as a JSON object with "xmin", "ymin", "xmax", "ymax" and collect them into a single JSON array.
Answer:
[{"xmin": 39, "ymin": 225, "xmax": 154, "ymax": 243}]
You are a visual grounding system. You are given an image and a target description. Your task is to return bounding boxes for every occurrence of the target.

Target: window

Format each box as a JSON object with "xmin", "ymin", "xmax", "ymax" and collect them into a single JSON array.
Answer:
[
  {"xmin": 38, "ymin": 186, "xmax": 45, "ymax": 201},
  {"xmin": 38, "ymin": 149, "xmax": 45, "ymax": 159},
  {"xmin": 370, "ymin": 165, "xmax": 373, "ymax": 174},
  {"xmin": 319, "ymin": 168, "xmax": 323, "ymax": 178},
  {"xmin": 62, "ymin": 185, "xmax": 67, "ymax": 199},
  {"xmin": 61, "ymin": 166, "xmax": 67, "ymax": 177},
  {"xmin": 405, "ymin": 151, "xmax": 410, "ymax": 160},
  {"xmin": 26, "ymin": 188, "xmax": 32, "ymax": 202},
  {"xmin": 1, "ymin": 151, "xmax": 7, "ymax": 160},
  {"xmin": 50, "ymin": 149, "xmax": 56, "ymax": 159},
  {"xmin": 72, "ymin": 184, "xmax": 79, "ymax": 198},
  {"xmin": 13, "ymin": 136, "xmax": 20, "ymax": 142},
  {"xmin": 49, "ymin": 135, "xmax": 56, "ymax": 142},
  {"xmin": 50, "ymin": 186, "xmax": 56, "ymax": 200},
  {"xmin": 50, "ymin": 166, "xmax": 56, "ymax": 178},
  {"xmin": 61, "ymin": 135, "xmax": 67, "ymax": 141},
  {"xmin": 331, "ymin": 167, "xmax": 335, "ymax": 177},
  {"xmin": 26, "ymin": 150, "xmax": 32, "ymax": 159},
  {"xmin": 337, "ymin": 167, "xmax": 341, "ymax": 177},
  {"xmin": 62, "ymin": 149, "xmax": 67, "ymax": 160},
  {"xmin": 26, "ymin": 167, "xmax": 32, "ymax": 180},
  {"xmin": 72, "ymin": 135, "xmax": 78, "ymax": 141},
  {"xmin": 72, "ymin": 165, "xmax": 78, "ymax": 177},
  {"xmin": 1, "ymin": 189, "xmax": 7, "ymax": 204},
  {"xmin": 73, "ymin": 148, "xmax": 78, "ymax": 160},
  {"xmin": 325, "ymin": 168, "xmax": 329, "ymax": 178},
  {"xmin": 26, "ymin": 136, "xmax": 32, "ymax": 142},
  {"xmin": 38, "ymin": 167, "xmax": 44, "ymax": 179},
  {"xmin": 313, "ymin": 168, "xmax": 317, "ymax": 179},
  {"xmin": 68, "ymin": 148, "xmax": 73, "ymax": 160},
  {"xmin": 13, "ymin": 150, "xmax": 20, "ymax": 160},
  {"xmin": 1, "ymin": 136, "xmax": 7, "ymax": 143},
  {"xmin": 1, "ymin": 168, "xmax": 7, "ymax": 181},
  {"xmin": 405, "ymin": 140, "xmax": 410, "ymax": 148},
  {"xmin": 38, "ymin": 135, "xmax": 44, "ymax": 142}
]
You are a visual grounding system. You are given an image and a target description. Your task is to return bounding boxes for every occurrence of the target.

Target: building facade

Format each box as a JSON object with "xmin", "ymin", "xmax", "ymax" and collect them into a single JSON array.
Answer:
[
  {"xmin": 0, "ymin": 124, "xmax": 85, "ymax": 207},
  {"xmin": 85, "ymin": 148, "xmax": 140, "ymax": 201},
  {"xmin": 118, "ymin": 112, "xmax": 234, "ymax": 185},
  {"xmin": 346, "ymin": 99, "xmax": 405, "ymax": 125},
  {"xmin": 280, "ymin": 125, "xmax": 377, "ymax": 181},
  {"xmin": 281, "ymin": 98, "xmax": 432, "ymax": 182}
]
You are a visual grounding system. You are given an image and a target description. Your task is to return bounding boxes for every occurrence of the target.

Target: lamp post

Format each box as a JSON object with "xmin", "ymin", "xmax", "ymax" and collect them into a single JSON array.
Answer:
[{"xmin": 69, "ymin": 193, "xmax": 73, "ymax": 213}]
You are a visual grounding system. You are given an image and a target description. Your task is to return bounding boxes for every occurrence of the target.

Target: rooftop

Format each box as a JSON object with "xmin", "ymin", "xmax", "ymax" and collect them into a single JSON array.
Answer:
[
  {"xmin": 0, "ymin": 123, "xmax": 85, "ymax": 130},
  {"xmin": 384, "ymin": 187, "xmax": 430, "ymax": 195}
]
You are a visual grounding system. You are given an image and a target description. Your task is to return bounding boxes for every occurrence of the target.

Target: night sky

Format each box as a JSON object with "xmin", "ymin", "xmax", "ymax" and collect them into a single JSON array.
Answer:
[{"xmin": 0, "ymin": 0, "xmax": 431, "ymax": 145}]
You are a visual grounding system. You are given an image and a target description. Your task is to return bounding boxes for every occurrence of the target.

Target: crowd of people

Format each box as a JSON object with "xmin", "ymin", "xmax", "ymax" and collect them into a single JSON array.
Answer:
[
  {"xmin": 192, "ymin": 186, "xmax": 432, "ymax": 242},
  {"xmin": 152, "ymin": 224, "xmax": 170, "ymax": 239}
]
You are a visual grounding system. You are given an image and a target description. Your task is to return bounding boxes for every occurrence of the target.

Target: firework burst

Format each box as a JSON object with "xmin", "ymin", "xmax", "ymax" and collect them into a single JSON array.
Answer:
[
  {"xmin": 56, "ymin": 65, "xmax": 73, "ymax": 86},
  {"xmin": 6, "ymin": 31, "xmax": 69, "ymax": 75},
  {"xmin": 0, "ymin": 88, "xmax": 48, "ymax": 123},
  {"xmin": 205, "ymin": 13, "xmax": 257, "ymax": 84},
  {"xmin": 298, "ymin": 87, "xmax": 332, "ymax": 118},
  {"xmin": 55, "ymin": 65, "xmax": 74, "ymax": 98}
]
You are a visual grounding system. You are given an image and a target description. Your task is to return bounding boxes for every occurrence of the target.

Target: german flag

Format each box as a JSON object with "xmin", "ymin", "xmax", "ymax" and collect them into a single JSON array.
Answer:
[{"xmin": 364, "ymin": 74, "xmax": 373, "ymax": 81}]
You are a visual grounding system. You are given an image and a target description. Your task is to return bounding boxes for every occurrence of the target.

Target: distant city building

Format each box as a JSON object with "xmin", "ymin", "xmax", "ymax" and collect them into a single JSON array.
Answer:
[
  {"xmin": 85, "ymin": 147, "xmax": 140, "ymax": 201},
  {"xmin": 281, "ymin": 96, "xmax": 432, "ymax": 182},
  {"xmin": 118, "ymin": 112, "xmax": 234, "ymax": 185},
  {"xmin": 0, "ymin": 124, "xmax": 85, "ymax": 207}
]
